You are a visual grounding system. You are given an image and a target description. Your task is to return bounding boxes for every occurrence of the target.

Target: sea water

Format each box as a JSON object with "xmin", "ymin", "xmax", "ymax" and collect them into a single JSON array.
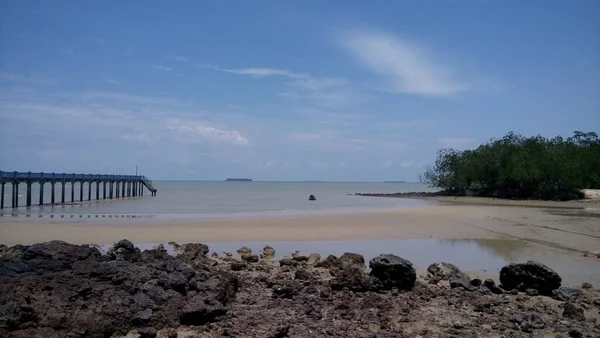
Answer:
[{"xmin": 1, "ymin": 181, "xmax": 438, "ymax": 219}]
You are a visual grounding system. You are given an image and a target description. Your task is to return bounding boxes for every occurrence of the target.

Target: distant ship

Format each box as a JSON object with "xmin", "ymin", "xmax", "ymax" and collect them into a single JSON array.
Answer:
[{"xmin": 225, "ymin": 177, "xmax": 252, "ymax": 182}]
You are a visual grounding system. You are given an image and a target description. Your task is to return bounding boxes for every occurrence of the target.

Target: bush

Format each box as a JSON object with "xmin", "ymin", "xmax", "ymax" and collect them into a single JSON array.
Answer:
[{"xmin": 419, "ymin": 131, "xmax": 600, "ymax": 200}]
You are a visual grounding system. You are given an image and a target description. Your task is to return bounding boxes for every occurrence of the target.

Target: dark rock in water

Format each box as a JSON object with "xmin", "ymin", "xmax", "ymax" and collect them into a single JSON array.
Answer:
[
  {"xmin": 179, "ymin": 243, "xmax": 210, "ymax": 263},
  {"xmin": 563, "ymin": 302, "xmax": 585, "ymax": 321},
  {"xmin": 499, "ymin": 261, "xmax": 562, "ymax": 295},
  {"xmin": 230, "ymin": 262, "xmax": 247, "ymax": 271},
  {"xmin": 483, "ymin": 279, "xmax": 504, "ymax": 295},
  {"xmin": 470, "ymin": 278, "xmax": 482, "ymax": 287},
  {"xmin": 449, "ymin": 274, "xmax": 475, "ymax": 291},
  {"xmin": 581, "ymin": 282, "xmax": 592, "ymax": 290},
  {"xmin": 309, "ymin": 194, "xmax": 316, "ymax": 201},
  {"xmin": 369, "ymin": 254, "xmax": 416, "ymax": 291},
  {"xmin": 340, "ymin": 253, "xmax": 365, "ymax": 268},
  {"xmin": 241, "ymin": 254, "xmax": 259, "ymax": 263},
  {"xmin": 211, "ymin": 252, "xmax": 219, "ymax": 258},
  {"xmin": 261, "ymin": 246, "xmax": 275, "ymax": 259},
  {"xmin": 428, "ymin": 262, "xmax": 467, "ymax": 281},
  {"xmin": 330, "ymin": 267, "xmax": 372, "ymax": 292},
  {"xmin": 292, "ymin": 255, "xmax": 309, "ymax": 262},
  {"xmin": 552, "ymin": 287, "xmax": 581, "ymax": 302}
]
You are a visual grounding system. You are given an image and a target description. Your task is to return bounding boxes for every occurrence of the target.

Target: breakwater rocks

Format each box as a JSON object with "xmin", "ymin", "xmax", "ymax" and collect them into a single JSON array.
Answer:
[{"xmin": 1, "ymin": 241, "xmax": 599, "ymax": 337}]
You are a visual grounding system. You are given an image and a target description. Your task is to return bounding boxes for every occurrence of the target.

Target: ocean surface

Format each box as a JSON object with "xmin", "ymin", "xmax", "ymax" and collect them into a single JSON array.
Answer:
[{"xmin": 1, "ymin": 181, "xmax": 437, "ymax": 219}]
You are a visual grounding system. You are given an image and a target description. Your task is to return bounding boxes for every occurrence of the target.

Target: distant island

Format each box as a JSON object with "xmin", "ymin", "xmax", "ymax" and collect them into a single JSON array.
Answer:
[
  {"xmin": 225, "ymin": 178, "xmax": 252, "ymax": 182},
  {"xmin": 384, "ymin": 181, "xmax": 406, "ymax": 183}
]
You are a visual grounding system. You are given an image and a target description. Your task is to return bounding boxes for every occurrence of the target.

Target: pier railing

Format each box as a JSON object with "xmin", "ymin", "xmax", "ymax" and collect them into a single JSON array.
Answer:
[{"xmin": 0, "ymin": 170, "xmax": 157, "ymax": 209}]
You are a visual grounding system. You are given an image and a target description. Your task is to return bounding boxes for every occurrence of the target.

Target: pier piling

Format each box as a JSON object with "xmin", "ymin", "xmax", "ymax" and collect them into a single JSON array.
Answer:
[{"xmin": 0, "ymin": 171, "xmax": 157, "ymax": 209}]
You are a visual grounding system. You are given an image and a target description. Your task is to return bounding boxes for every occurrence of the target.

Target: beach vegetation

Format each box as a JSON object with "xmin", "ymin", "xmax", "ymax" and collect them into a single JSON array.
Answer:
[{"xmin": 419, "ymin": 131, "xmax": 600, "ymax": 200}]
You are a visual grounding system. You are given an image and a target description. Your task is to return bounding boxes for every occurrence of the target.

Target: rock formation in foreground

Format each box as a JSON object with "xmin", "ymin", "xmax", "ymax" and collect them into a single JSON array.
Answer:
[{"xmin": 0, "ymin": 241, "xmax": 599, "ymax": 338}]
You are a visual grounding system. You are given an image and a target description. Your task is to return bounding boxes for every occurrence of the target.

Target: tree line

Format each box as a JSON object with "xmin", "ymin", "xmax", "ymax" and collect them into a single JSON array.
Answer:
[{"xmin": 419, "ymin": 131, "xmax": 600, "ymax": 200}]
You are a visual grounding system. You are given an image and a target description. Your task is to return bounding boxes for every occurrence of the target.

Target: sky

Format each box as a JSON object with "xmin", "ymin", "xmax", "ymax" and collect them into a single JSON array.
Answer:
[{"xmin": 1, "ymin": 0, "xmax": 599, "ymax": 181}]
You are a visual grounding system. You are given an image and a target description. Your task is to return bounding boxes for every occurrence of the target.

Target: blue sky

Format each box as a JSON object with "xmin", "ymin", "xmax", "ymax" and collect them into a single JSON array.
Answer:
[{"xmin": 1, "ymin": 0, "xmax": 598, "ymax": 181}]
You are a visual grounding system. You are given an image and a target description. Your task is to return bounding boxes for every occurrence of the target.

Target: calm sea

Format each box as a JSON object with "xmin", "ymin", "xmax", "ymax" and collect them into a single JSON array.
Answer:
[{"xmin": 1, "ymin": 181, "xmax": 437, "ymax": 220}]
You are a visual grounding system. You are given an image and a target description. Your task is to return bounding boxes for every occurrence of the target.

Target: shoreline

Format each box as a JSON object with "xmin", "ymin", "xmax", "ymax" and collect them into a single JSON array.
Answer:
[{"xmin": 356, "ymin": 192, "xmax": 600, "ymax": 209}]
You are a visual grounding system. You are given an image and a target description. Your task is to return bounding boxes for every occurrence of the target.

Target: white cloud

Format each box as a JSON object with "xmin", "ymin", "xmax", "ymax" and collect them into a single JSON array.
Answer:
[
  {"xmin": 166, "ymin": 123, "xmax": 249, "ymax": 147},
  {"xmin": 202, "ymin": 65, "xmax": 303, "ymax": 78},
  {"xmin": 383, "ymin": 160, "xmax": 394, "ymax": 168},
  {"xmin": 105, "ymin": 79, "xmax": 119, "ymax": 85},
  {"xmin": 338, "ymin": 30, "xmax": 469, "ymax": 96},
  {"xmin": 153, "ymin": 65, "xmax": 173, "ymax": 71},
  {"xmin": 438, "ymin": 137, "xmax": 474, "ymax": 148}
]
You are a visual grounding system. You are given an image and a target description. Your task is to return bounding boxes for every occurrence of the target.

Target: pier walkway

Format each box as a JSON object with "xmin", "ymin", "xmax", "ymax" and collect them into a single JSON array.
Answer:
[{"xmin": 0, "ymin": 171, "xmax": 157, "ymax": 209}]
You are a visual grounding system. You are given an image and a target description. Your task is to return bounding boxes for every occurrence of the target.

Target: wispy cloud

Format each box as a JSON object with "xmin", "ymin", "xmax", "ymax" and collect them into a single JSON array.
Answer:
[
  {"xmin": 203, "ymin": 65, "xmax": 360, "ymax": 108},
  {"xmin": 338, "ymin": 29, "xmax": 469, "ymax": 96},
  {"xmin": 382, "ymin": 160, "xmax": 394, "ymax": 168},
  {"xmin": 166, "ymin": 122, "xmax": 249, "ymax": 147},
  {"xmin": 153, "ymin": 65, "xmax": 173, "ymax": 71},
  {"xmin": 105, "ymin": 79, "xmax": 119, "ymax": 85},
  {"xmin": 0, "ymin": 72, "xmax": 57, "ymax": 86}
]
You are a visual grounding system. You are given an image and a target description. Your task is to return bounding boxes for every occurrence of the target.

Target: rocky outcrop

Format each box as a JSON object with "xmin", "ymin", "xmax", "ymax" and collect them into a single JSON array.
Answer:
[
  {"xmin": 499, "ymin": 261, "xmax": 562, "ymax": 295},
  {"xmin": 1, "ymin": 241, "xmax": 598, "ymax": 337},
  {"xmin": 369, "ymin": 254, "xmax": 416, "ymax": 291},
  {"xmin": 260, "ymin": 246, "xmax": 275, "ymax": 259}
]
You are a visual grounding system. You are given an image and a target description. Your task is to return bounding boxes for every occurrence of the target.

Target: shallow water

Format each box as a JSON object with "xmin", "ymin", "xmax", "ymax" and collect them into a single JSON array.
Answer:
[
  {"xmin": 103, "ymin": 238, "xmax": 600, "ymax": 287},
  {"xmin": 1, "ymin": 181, "xmax": 437, "ymax": 220}
]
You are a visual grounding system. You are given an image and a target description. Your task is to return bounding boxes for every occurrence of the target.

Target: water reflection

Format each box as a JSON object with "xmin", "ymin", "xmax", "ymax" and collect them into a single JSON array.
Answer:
[{"xmin": 438, "ymin": 238, "xmax": 528, "ymax": 262}]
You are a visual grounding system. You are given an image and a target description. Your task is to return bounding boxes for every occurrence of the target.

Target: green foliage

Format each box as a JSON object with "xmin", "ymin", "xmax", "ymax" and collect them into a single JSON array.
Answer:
[{"xmin": 419, "ymin": 131, "xmax": 600, "ymax": 200}]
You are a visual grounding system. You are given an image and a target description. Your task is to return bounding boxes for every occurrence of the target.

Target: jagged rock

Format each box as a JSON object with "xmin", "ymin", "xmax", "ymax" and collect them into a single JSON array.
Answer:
[
  {"xmin": 211, "ymin": 252, "xmax": 219, "ymax": 258},
  {"xmin": 307, "ymin": 253, "xmax": 321, "ymax": 265},
  {"xmin": 369, "ymin": 254, "xmax": 416, "ymax": 291},
  {"xmin": 581, "ymin": 282, "xmax": 592, "ymax": 289},
  {"xmin": 279, "ymin": 258, "xmax": 297, "ymax": 267},
  {"xmin": 261, "ymin": 246, "xmax": 275, "ymax": 259},
  {"xmin": 237, "ymin": 247, "xmax": 252, "ymax": 255},
  {"xmin": 470, "ymin": 279, "xmax": 482, "ymax": 287},
  {"xmin": 552, "ymin": 287, "xmax": 581, "ymax": 301},
  {"xmin": 271, "ymin": 280, "xmax": 300, "ymax": 299},
  {"xmin": 315, "ymin": 253, "xmax": 365, "ymax": 277},
  {"xmin": 180, "ymin": 296, "xmax": 227, "ymax": 325},
  {"xmin": 484, "ymin": 279, "xmax": 504, "ymax": 294},
  {"xmin": 428, "ymin": 262, "xmax": 468, "ymax": 281},
  {"xmin": 107, "ymin": 239, "xmax": 142, "ymax": 262},
  {"xmin": 499, "ymin": 261, "xmax": 562, "ymax": 295},
  {"xmin": 525, "ymin": 289, "xmax": 539, "ymax": 296},
  {"xmin": 330, "ymin": 267, "xmax": 372, "ymax": 292},
  {"xmin": 230, "ymin": 262, "xmax": 247, "ymax": 271},
  {"xmin": 563, "ymin": 302, "xmax": 585, "ymax": 321},
  {"xmin": 450, "ymin": 274, "xmax": 475, "ymax": 291},
  {"xmin": 294, "ymin": 269, "xmax": 313, "ymax": 280},
  {"xmin": 292, "ymin": 255, "xmax": 309, "ymax": 262},
  {"xmin": 241, "ymin": 254, "xmax": 259, "ymax": 263},
  {"xmin": 179, "ymin": 243, "xmax": 209, "ymax": 263},
  {"xmin": 141, "ymin": 245, "xmax": 168, "ymax": 262}
]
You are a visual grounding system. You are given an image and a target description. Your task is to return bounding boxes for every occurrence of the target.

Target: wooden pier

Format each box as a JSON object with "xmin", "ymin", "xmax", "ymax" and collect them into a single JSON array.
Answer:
[{"xmin": 0, "ymin": 171, "xmax": 157, "ymax": 209}]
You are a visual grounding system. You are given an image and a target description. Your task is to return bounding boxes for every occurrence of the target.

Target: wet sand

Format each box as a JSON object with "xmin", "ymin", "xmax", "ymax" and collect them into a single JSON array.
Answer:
[{"xmin": 1, "ymin": 203, "xmax": 599, "ymax": 286}]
